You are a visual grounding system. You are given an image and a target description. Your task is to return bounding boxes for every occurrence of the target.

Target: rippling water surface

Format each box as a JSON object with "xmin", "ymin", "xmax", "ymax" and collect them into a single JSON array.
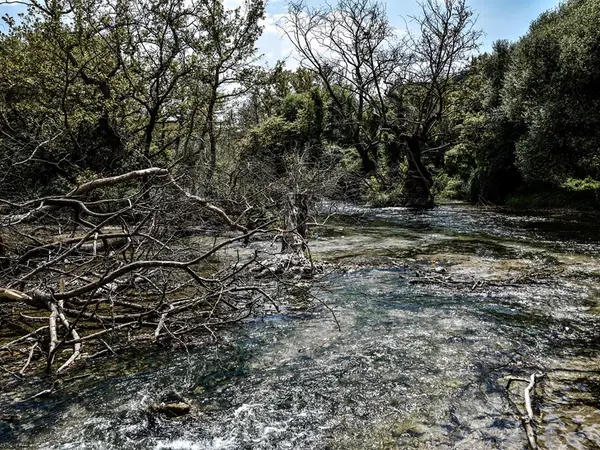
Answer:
[{"xmin": 2, "ymin": 204, "xmax": 599, "ymax": 449}]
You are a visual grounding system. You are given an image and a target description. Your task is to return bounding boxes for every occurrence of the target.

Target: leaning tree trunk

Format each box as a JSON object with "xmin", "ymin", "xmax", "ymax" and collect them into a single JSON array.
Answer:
[
  {"xmin": 399, "ymin": 138, "xmax": 434, "ymax": 208},
  {"xmin": 385, "ymin": 140, "xmax": 404, "ymax": 181}
]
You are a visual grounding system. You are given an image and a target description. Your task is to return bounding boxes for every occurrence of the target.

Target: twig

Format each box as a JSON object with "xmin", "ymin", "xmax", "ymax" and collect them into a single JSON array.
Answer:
[
  {"xmin": 0, "ymin": 326, "xmax": 49, "ymax": 350},
  {"xmin": 19, "ymin": 342, "xmax": 39, "ymax": 375},
  {"xmin": 47, "ymin": 302, "xmax": 59, "ymax": 372},
  {"xmin": 506, "ymin": 372, "xmax": 544, "ymax": 450},
  {"xmin": 522, "ymin": 373, "xmax": 541, "ymax": 450}
]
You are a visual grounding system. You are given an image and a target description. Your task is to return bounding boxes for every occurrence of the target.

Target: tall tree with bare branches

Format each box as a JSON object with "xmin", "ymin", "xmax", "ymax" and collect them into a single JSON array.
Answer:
[
  {"xmin": 282, "ymin": 0, "xmax": 399, "ymax": 175},
  {"xmin": 282, "ymin": 0, "xmax": 481, "ymax": 206},
  {"xmin": 388, "ymin": 0, "xmax": 482, "ymax": 206}
]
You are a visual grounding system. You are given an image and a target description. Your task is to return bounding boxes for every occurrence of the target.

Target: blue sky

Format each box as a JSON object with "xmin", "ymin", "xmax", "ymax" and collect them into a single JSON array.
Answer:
[
  {"xmin": 1, "ymin": 0, "xmax": 562, "ymax": 66},
  {"xmin": 256, "ymin": 0, "xmax": 562, "ymax": 67},
  {"xmin": 448, "ymin": 0, "xmax": 561, "ymax": 49}
]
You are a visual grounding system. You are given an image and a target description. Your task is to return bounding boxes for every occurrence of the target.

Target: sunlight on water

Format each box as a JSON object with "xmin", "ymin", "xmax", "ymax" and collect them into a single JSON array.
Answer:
[{"xmin": 2, "ymin": 204, "xmax": 599, "ymax": 449}]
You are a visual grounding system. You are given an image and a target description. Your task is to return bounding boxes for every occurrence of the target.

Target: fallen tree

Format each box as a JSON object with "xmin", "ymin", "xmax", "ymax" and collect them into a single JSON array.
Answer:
[{"xmin": 0, "ymin": 167, "xmax": 311, "ymax": 376}]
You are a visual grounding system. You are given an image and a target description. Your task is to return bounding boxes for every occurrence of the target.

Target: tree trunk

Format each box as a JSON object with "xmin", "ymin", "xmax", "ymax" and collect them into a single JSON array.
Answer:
[
  {"xmin": 205, "ymin": 96, "xmax": 217, "ymax": 184},
  {"xmin": 399, "ymin": 138, "xmax": 434, "ymax": 208},
  {"xmin": 386, "ymin": 140, "xmax": 403, "ymax": 180},
  {"xmin": 205, "ymin": 69, "xmax": 220, "ymax": 185},
  {"xmin": 144, "ymin": 111, "xmax": 158, "ymax": 160},
  {"xmin": 357, "ymin": 142, "xmax": 376, "ymax": 175},
  {"xmin": 281, "ymin": 193, "xmax": 309, "ymax": 254}
]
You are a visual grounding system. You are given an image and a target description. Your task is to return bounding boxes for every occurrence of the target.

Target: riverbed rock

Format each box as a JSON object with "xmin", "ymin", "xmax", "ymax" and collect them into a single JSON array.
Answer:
[
  {"xmin": 252, "ymin": 253, "xmax": 324, "ymax": 278},
  {"xmin": 149, "ymin": 402, "xmax": 191, "ymax": 417},
  {"xmin": 149, "ymin": 390, "xmax": 191, "ymax": 417}
]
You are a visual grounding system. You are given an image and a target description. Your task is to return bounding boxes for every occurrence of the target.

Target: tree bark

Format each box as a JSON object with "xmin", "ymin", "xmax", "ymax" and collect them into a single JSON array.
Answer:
[
  {"xmin": 281, "ymin": 193, "xmax": 309, "ymax": 254},
  {"xmin": 386, "ymin": 140, "xmax": 404, "ymax": 180},
  {"xmin": 356, "ymin": 142, "xmax": 376, "ymax": 175},
  {"xmin": 399, "ymin": 137, "xmax": 434, "ymax": 208},
  {"xmin": 204, "ymin": 71, "xmax": 219, "ymax": 184}
]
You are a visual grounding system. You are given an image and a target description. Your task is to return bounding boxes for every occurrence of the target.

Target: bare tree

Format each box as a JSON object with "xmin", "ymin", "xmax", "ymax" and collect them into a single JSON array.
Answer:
[
  {"xmin": 387, "ymin": 0, "xmax": 482, "ymax": 206},
  {"xmin": 281, "ymin": 0, "xmax": 399, "ymax": 175},
  {"xmin": 281, "ymin": 0, "xmax": 480, "ymax": 206},
  {"xmin": 0, "ymin": 167, "xmax": 277, "ymax": 375}
]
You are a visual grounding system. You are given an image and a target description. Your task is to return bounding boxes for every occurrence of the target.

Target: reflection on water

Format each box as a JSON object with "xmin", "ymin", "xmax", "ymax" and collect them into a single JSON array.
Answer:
[{"xmin": 1, "ymin": 203, "xmax": 599, "ymax": 449}]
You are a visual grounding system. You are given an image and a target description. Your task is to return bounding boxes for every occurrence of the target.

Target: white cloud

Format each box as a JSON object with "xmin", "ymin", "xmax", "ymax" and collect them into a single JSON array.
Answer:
[
  {"xmin": 257, "ymin": 11, "xmax": 300, "ymax": 69},
  {"xmin": 223, "ymin": 0, "xmax": 244, "ymax": 9}
]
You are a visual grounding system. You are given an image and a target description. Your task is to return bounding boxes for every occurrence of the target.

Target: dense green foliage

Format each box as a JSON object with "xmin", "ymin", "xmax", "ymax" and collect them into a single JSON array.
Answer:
[
  {"xmin": 445, "ymin": 0, "xmax": 600, "ymax": 206},
  {"xmin": 1, "ymin": 0, "xmax": 599, "ymax": 209},
  {"xmin": 0, "ymin": 0, "xmax": 265, "ymax": 201}
]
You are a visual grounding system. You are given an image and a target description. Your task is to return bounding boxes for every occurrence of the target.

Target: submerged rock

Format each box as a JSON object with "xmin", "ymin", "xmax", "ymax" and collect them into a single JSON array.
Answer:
[
  {"xmin": 149, "ymin": 402, "xmax": 191, "ymax": 417},
  {"xmin": 149, "ymin": 390, "xmax": 191, "ymax": 417}
]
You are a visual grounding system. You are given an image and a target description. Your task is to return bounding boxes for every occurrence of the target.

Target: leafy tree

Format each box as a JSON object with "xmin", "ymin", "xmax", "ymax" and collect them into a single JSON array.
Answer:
[
  {"xmin": 0, "ymin": 0, "xmax": 265, "ymax": 199},
  {"xmin": 188, "ymin": 0, "xmax": 265, "ymax": 184},
  {"xmin": 447, "ymin": 40, "xmax": 523, "ymax": 203},
  {"xmin": 503, "ymin": 0, "xmax": 600, "ymax": 192},
  {"xmin": 441, "ymin": 0, "xmax": 600, "ymax": 206},
  {"xmin": 241, "ymin": 75, "xmax": 326, "ymax": 175},
  {"xmin": 0, "ymin": 7, "xmax": 124, "ymax": 196}
]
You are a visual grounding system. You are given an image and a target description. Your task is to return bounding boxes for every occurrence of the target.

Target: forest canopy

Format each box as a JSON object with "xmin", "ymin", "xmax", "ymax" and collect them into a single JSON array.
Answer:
[
  {"xmin": 0, "ymin": 0, "xmax": 598, "ymax": 208},
  {"xmin": 445, "ymin": 0, "xmax": 600, "ymax": 206}
]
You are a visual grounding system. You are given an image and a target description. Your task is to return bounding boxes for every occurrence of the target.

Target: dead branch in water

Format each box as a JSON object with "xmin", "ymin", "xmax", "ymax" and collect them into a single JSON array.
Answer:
[
  {"xmin": 0, "ymin": 167, "xmax": 310, "ymax": 376},
  {"xmin": 506, "ymin": 372, "xmax": 544, "ymax": 449},
  {"xmin": 0, "ymin": 168, "xmax": 168, "ymax": 225}
]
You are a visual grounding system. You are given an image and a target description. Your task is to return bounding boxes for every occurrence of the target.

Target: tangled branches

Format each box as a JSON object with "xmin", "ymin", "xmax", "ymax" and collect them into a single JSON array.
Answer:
[{"xmin": 0, "ymin": 168, "xmax": 291, "ymax": 375}]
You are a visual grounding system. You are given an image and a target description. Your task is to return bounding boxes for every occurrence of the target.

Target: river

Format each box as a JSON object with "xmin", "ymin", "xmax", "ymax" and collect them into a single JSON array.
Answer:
[{"xmin": 1, "ymin": 203, "xmax": 599, "ymax": 449}]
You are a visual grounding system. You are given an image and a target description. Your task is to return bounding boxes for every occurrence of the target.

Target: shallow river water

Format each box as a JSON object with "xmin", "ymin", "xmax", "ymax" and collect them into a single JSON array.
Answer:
[{"xmin": 1, "ymin": 203, "xmax": 600, "ymax": 449}]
